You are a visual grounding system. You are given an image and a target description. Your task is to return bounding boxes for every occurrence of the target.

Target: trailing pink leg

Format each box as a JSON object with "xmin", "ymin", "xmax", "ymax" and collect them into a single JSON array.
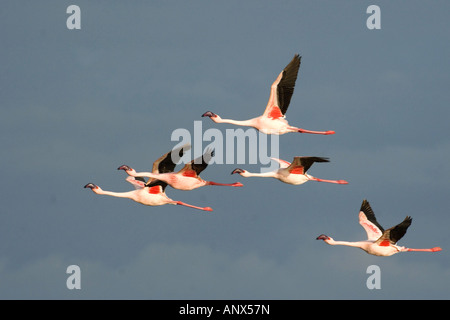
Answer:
[
  {"xmin": 310, "ymin": 177, "xmax": 348, "ymax": 184},
  {"xmin": 175, "ymin": 201, "xmax": 213, "ymax": 212},
  {"xmin": 206, "ymin": 181, "xmax": 243, "ymax": 187},
  {"xmin": 297, "ymin": 128, "xmax": 335, "ymax": 135},
  {"xmin": 405, "ymin": 247, "xmax": 442, "ymax": 252}
]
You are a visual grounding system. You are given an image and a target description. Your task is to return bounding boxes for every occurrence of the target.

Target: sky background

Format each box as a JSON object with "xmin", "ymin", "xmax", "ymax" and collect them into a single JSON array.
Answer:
[{"xmin": 1, "ymin": 1, "xmax": 449, "ymax": 299}]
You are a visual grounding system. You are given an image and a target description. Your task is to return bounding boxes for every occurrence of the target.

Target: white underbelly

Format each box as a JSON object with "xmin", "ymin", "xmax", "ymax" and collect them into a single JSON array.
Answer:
[
  {"xmin": 366, "ymin": 245, "xmax": 400, "ymax": 257},
  {"xmin": 256, "ymin": 118, "xmax": 291, "ymax": 135},
  {"xmin": 135, "ymin": 191, "xmax": 171, "ymax": 206},
  {"xmin": 278, "ymin": 172, "xmax": 309, "ymax": 185}
]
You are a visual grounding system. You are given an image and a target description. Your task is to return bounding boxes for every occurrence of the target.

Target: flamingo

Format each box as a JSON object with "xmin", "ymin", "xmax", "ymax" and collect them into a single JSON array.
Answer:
[
  {"xmin": 202, "ymin": 54, "xmax": 335, "ymax": 135},
  {"xmin": 84, "ymin": 145, "xmax": 213, "ymax": 212},
  {"xmin": 231, "ymin": 156, "xmax": 348, "ymax": 185},
  {"xmin": 119, "ymin": 148, "xmax": 243, "ymax": 191},
  {"xmin": 316, "ymin": 199, "xmax": 442, "ymax": 256}
]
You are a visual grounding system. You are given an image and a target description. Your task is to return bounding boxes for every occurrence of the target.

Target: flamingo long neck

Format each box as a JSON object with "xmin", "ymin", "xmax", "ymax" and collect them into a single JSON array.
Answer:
[
  {"xmin": 326, "ymin": 239, "xmax": 366, "ymax": 249},
  {"xmin": 96, "ymin": 190, "xmax": 136, "ymax": 200},
  {"xmin": 216, "ymin": 117, "xmax": 256, "ymax": 127},
  {"xmin": 242, "ymin": 171, "xmax": 277, "ymax": 178},
  {"xmin": 132, "ymin": 172, "xmax": 160, "ymax": 179}
]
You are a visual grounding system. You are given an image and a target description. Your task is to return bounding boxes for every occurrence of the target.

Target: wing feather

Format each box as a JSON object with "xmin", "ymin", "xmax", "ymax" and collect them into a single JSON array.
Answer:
[
  {"xmin": 358, "ymin": 199, "xmax": 384, "ymax": 241},
  {"xmin": 263, "ymin": 54, "xmax": 301, "ymax": 118},
  {"xmin": 286, "ymin": 156, "xmax": 329, "ymax": 174}
]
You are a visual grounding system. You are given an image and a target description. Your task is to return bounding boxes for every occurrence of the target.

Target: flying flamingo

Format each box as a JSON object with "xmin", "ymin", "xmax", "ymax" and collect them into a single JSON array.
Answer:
[
  {"xmin": 231, "ymin": 156, "xmax": 348, "ymax": 185},
  {"xmin": 316, "ymin": 199, "xmax": 442, "ymax": 256},
  {"xmin": 202, "ymin": 54, "xmax": 335, "ymax": 135},
  {"xmin": 119, "ymin": 148, "xmax": 243, "ymax": 191},
  {"xmin": 84, "ymin": 145, "xmax": 213, "ymax": 212}
]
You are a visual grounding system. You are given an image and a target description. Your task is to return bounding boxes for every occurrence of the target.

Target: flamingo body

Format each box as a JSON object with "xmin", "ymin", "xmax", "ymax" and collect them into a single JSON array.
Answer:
[
  {"xmin": 149, "ymin": 172, "xmax": 209, "ymax": 191},
  {"xmin": 202, "ymin": 54, "xmax": 335, "ymax": 136},
  {"xmin": 231, "ymin": 156, "xmax": 348, "ymax": 186},
  {"xmin": 316, "ymin": 199, "xmax": 442, "ymax": 256}
]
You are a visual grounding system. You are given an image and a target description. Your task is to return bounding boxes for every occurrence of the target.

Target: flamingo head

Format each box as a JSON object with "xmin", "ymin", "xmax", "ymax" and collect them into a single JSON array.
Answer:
[
  {"xmin": 84, "ymin": 183, "xmax": 102, "ymax": 194},
  {"xmin": 202, "ymin": 111, "xmax": 221, "ymax": 123},
  {"xmin": 118, "ymin": 165, "xmax": 137, "ymax": 176},
  {"xmin": 84, "ymin": 183, "xmax": 98, "ymax": 190},
  {"xmin": 202, "ymin": 111, "xmax": 217, "ymax": 118}
]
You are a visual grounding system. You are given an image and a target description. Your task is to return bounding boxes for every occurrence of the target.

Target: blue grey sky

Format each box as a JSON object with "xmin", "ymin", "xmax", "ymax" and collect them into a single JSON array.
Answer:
[{"xmin": 1, "ymin": 1, "xmax": 449, "ymax": 299}]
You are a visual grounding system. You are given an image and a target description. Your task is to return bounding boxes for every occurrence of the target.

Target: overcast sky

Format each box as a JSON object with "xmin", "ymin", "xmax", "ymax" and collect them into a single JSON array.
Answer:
[{"xmin": 1, "ymin": 1, "xmax": 449, "ymax": 299}]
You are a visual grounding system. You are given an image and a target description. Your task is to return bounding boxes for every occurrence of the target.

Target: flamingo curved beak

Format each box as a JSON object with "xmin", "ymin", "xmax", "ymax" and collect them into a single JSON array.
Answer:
[
  {"xmin": 231, "ymin": 168, "xmax": 244, "ymax": 175},
  {"xmin": 84, "ymin": 183, "xmax": 98, "ymax": 189},
  {"xmin": 316, "ymin": 234, "xmax": 330, "ymax": 241},
  {"xmin": 118, "ymin": 165, "xmax": 131, "ymax": 171},
  {"xmin": 202, "ymin": 111, "xmax": 217, "ymax": 118}
]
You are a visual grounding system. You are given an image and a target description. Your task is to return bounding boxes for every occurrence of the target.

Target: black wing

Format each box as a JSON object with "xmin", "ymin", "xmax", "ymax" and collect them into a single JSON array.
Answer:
[
  {"xmin": 386, "ymin": 216, "xmax": 412, "ymax": 244},
  {"xmin": 190, "ymin": 149, "xmax": 215, "ymax": 176},
  {"xmin": 134, "ymin": 176, "xmax": 146, "ymax": 183},
  {"xmin": 277, "ymin": 54, "xmax": 301, "ymax": 115},
  {"xmin": 145, "ymin": 179, "xmax": 168, "ymax": 192},
  {"xmin": 290, "ymin": 156, "xmax": 329, "ymax": 173},
  {"xmin": 146, "ymin": 143, "xmax": 190, "ymax": 187},
  {"xmin": 158, "ymin": 145, "xmax": 189, "ymax": 173}
]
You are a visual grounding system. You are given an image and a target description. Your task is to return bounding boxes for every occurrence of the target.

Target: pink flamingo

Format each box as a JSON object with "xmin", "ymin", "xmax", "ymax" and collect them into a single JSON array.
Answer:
[
  {"xmin": 119, "ymin": 148, "xmax": 243, "ymax": 191},
  {"xmin": 316, "ymin": 199, "xmax": 442, "ymax": 256},
  {"xmin": 202, "ymin": 54, "xmax": 335, "ymax": 135},
  {"xmin": 231, "ymin": 156, "xmax": 348, "ymax": 185}
]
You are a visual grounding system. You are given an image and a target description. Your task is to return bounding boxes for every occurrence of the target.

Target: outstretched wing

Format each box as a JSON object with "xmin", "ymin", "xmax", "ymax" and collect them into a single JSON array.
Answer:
[
  {"xmin": 179, "ymin": 149, "xmax": 215, "ymax": 177},
  {"xmin": 358, "ymin": 199, "xmax": 384, "ymax": 241},
  {"xmin": 145, "ymin": 178, "xmax": 169, "ymax": 194},
  {"xmin": 286, "ymin": 156, "xmax": 329, "ymax": 174},
  {"xmin": 152, "ymin": 143, "xmax": 191, "ymax": 174},
  {"xmin": 271, "ymin": 157, "xmax": 291, "ymax": 169},
  {"xmin": 375, "ymin": 216, "xmax": 412, "ymax": 246},
  {"xmin": 125, "ymin": 176, "xmax": 147, "ymax": 190},
  {"xmin": 146, "ymin": 143, "xmax": 191, "ymax": 187},
  {"xmin": 263, "ymin": 54, "xmax": 301, "ymax": 119}
]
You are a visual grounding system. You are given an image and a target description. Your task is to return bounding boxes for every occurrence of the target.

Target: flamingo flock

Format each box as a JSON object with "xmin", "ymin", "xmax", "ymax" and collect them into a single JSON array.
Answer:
[
  {"xmin": 84, "ymin": 144, "xmax": 213, "ymax": 211},
  {"xmin": 85, "ymin": 54, "xmax": 442, "ymax": 256}
]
